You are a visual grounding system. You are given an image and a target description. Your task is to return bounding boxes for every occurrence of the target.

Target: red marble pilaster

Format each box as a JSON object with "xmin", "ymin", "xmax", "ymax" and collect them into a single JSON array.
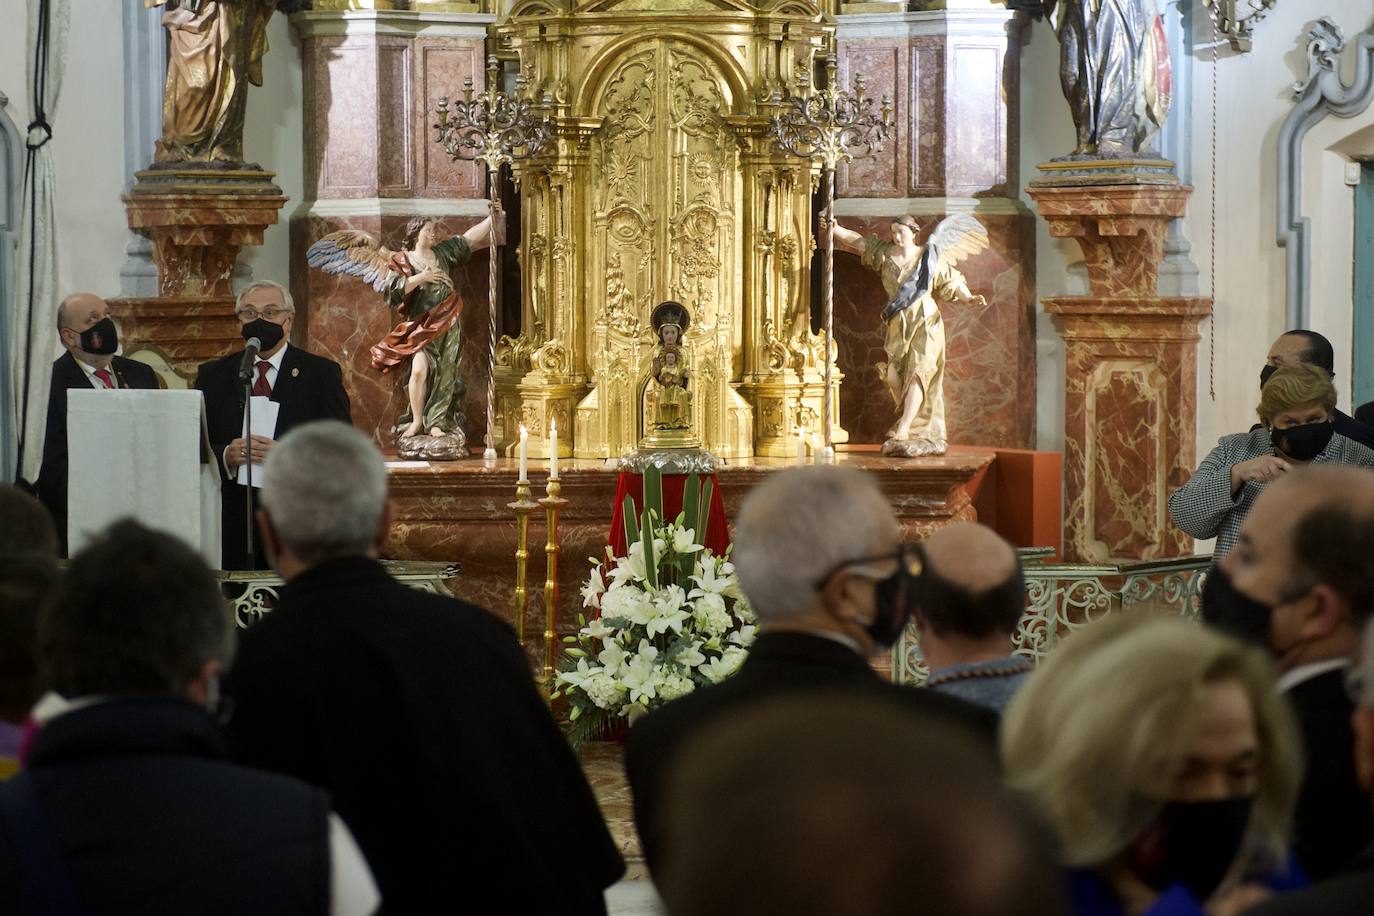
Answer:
[{"xmin": 1030, "ymin": 181, "xmax": 1210, "ymax": 561}]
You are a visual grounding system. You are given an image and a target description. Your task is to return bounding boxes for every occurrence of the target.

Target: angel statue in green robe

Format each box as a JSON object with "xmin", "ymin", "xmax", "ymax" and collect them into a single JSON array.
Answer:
[
  {"xmin": 829, "ymin": 213, "xmax": 988, "ymax": 458},
  {"xmin": 307, "ymin": 215, "xmax": 498, "ymax": 460}
]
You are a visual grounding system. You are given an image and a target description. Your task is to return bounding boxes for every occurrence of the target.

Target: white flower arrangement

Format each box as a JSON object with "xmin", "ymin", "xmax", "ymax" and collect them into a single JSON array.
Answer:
[{"xmin": 552, "ymin": 471, "xmax": 756, "ymax": 745}]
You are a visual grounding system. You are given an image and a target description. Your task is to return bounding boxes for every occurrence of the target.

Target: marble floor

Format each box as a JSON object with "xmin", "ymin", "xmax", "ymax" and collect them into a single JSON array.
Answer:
[{"xmin": 583, "ymin": 742, "xmax": 666, "ymax": 915}]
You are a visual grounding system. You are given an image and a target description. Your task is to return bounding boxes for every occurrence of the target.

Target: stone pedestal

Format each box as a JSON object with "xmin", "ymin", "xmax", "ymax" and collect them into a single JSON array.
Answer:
[
  {"xmin": 1029, "ymin": 177, "xmax": 1210, "ymax": 561},
  {"xmin": 834, "ymin": 8, "xmax": 1036, "ymax": 449},
  {"xmin": 289, "ymin": 10, "xmax": 493, "ymax": 450}
]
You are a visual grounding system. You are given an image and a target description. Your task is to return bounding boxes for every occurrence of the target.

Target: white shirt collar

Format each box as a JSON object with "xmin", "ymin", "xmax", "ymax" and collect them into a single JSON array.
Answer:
[
  {"xmin": 1278, "ymin": 658, "xmax": 1349, "ymax": 693},
  {"xmin": 73, "ymin": 356, "xmax": 116, "ymax": 387}
]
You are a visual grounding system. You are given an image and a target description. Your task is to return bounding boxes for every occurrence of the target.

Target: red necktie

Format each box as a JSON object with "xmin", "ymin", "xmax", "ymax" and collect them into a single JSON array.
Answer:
[
  {"xmin": 93, "ymin": 368, "xmax": 114, "ymax": 389},
  {"xmin": 252, "ymin": 361, "xmax": 272, "ymax": 397}
]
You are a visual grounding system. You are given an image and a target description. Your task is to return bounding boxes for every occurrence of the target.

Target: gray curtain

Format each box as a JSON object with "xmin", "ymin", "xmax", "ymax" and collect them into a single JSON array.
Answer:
[
  {"xmin": 0, "ymin": 94, "xmax": 23, "ymax": 483},
  {"xmin": 12, "ymin": 0, "xmax": 69, "ymax": 483}
]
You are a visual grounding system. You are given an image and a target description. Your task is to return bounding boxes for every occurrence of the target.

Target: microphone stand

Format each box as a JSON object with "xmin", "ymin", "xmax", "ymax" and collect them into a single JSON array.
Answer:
[{"xmin": 237, "ymin": 362, "xmax": 256, "ymax": 570}]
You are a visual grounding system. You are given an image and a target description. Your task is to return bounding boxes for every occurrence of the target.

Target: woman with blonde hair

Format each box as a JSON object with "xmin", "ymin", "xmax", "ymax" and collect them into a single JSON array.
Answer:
[
  {"xmin": 1003, "ymin": 614, "xmax": 1304, "ymax": 915},
  {"xmin": 1169, "ymin": 362, "xmax": 1374, "ymax": 559}
]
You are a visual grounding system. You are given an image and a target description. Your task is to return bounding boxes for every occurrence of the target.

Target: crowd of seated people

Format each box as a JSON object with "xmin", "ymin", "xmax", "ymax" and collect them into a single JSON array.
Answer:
[{"xmin": 2, "ymin": 325, "xmax": 1374, "ymax": 915}]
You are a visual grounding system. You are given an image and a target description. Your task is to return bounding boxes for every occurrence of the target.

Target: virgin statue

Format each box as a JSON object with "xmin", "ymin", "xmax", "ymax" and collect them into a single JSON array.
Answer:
[
  {"xmin": 306, "ymin": 215, "xmax": 500, "ymax": 460},
  {"xmin": 640, "ymin": 301, "xmax": 698, "ymax": 449},
  {"xmin": 830, "ymin": 214, "xmax": 988, "ymax": 457}
]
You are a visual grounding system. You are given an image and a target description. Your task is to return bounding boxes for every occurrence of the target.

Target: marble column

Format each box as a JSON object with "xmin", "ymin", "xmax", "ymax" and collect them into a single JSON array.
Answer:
[
  {"xmin": 290, "ymin": 9, "xmax": 493, "ymax": 449},
  {"xmin": 1028, "ymin": 181, "xmax": 1210, "ymax": 561},
  {"xmin": 834, "ymin": 7, "xmax": 1037, "ymax": 449}
]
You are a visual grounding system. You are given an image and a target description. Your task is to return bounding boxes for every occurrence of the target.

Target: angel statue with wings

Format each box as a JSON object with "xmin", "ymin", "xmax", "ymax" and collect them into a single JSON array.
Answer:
[
  {"xmin": 830, "ymin": 214, "xmax": 988, "ymax": 457},
  {"xmin": 307, "ymin": 215, "xmax": 498, "ymax": 459}
]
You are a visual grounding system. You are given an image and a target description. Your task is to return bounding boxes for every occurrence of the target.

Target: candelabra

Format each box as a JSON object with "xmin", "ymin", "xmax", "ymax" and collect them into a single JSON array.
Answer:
[
  {"xmin": 508, "ymin": 476, "xmax": 539, "ymax": 647},
  {"xmin": 768, "ymin": 58, "xmax": 892, "ymax": 459},
  {"xmin": 436, "ymin": 58, "xmax": 555, "ymax": 461},
  {"xmin": 538, "ymin": 478, "xmax": 569, "ymax": 692}
]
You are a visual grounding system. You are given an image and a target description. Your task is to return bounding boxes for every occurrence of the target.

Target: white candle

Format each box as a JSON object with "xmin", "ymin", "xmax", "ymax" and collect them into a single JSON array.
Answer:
[
  {"xmin": 549, "ymin": 418, "xmax": 559, "ymax": 480},
  {"xmin": 811, "ymin": 433, "xmax": 823, "ymax": 465},
  {"xmin": 518, "ymin": 425, "xmax": 528, "ymax": 481},
  {"xmin": 795, "ymin": 427, "xmax": 806, "ymax": 467}
]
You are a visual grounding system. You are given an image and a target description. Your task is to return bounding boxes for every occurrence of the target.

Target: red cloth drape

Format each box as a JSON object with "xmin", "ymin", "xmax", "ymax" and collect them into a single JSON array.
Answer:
[{"xmin": 607, "ymin": 471, "xmax": 730, "ymax": 558}]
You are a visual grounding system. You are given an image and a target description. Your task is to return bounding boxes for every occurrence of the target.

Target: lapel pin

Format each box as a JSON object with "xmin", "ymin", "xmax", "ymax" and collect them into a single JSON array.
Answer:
[{"xmin": 292, "ymin": 367, "xmax": 299, "ymax": 378}]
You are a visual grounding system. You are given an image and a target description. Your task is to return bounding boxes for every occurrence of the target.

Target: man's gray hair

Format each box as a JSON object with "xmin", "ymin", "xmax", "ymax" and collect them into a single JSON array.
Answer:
[
  {"xmin": 260, "ymin": 421, "xmax": 387, "ymax": 564},
  {"xmin": 732, "ymin": 466, "xmax": 896, "ymax": 621},
  {"xmin": 236, "ymin": 279, "xmax": 295, "ymax": 313}
]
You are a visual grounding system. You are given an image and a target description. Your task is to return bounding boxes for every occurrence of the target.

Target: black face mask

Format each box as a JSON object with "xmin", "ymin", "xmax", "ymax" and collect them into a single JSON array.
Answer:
[
  {"xmin": 74, "ymin": 317, "xmax": 119, "ymax": 356},
  {"xmin": 1259, "ymin": 363, "xmax": 1277, "ymax": 388},
  {"xmin": 1269, "ymin": 421, "xmax": 1333, "ymax": 461},
  {"xmin": 1201, "ymin": 566, "xmax": 1274, "ymax": 649},
  {"xmin": 241, "ymin": 317, "xmax": 285, "ymax": 352},
  {"xmin": 868, "ymin": 546, "xmax": 923, "ymax": 649},
  {"xmin": 1130, "ymin": 796, "xmax": 1254, "ymax": 901}
]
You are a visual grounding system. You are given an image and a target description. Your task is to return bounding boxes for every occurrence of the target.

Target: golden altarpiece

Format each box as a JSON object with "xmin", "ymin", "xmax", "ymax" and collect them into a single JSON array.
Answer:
[{"xmin": 491, "ymin": 0, "xmax": 843, "ymax": 460}]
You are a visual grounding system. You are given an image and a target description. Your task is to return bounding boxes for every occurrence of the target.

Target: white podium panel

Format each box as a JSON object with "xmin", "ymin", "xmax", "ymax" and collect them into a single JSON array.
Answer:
[{"xmin": 67, "ymin": 389, "xmax": 222, "ymax": 568}]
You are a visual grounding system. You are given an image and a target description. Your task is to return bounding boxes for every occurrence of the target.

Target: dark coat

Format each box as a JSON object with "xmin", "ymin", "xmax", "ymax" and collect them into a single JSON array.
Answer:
[
  {"xmin": 36, "ymin": 352, "xmax": 160, "ymax": 555},
  {"xmin": 624, "ymin": 630, "xmax": 1000, "ymax": 879},
  {"xmin": 1247, "ymin": 844, "xmax": 1374, "ymax": 915},
  {"xmin": 1334, "ymin": 409, "xmax": 1374, "ymax": 451},
  {"xmin": 1286, "ymin": 668, "xmax": 1374, "ymax": 880},
  {"xmin": 225, "ymin": 557, "xmax": 624, "ymax": 915},
  {"xmin": 193, "ymin": 345, "xmax": 351, "ymax": 569},
  {"xmin": 0, "ymin": 697, "xmax": 331, "ymax": 916}
]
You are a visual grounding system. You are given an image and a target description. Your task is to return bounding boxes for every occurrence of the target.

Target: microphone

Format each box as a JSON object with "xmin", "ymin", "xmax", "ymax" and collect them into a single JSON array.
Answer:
[{"xmin": 238, "ymin": 336, "xmax": 263, "ymax": 383}]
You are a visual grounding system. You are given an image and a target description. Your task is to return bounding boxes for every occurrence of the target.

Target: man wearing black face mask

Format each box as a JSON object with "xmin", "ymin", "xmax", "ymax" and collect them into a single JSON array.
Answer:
[
  {"xmin": 624, "ymin": 466, "xmax": 998, "ymax": 882},
  {"xmin": 1203, "ymin": 465, "xmax": 1374, "ymax": 879},
  {"xmin": 914, "ymin": 522, "xmax": 1030, "ymax": 714},
  {"xmin": 1261, "ymin": 330, "xmax": 1374, "ymax": 450},
  {"xmin": 194, "ymin": 280, "xmax": 351, "ymax": 569},
  {"xmin": 36, "ymin": 293, "xmax": 160, "ymax": 556}
]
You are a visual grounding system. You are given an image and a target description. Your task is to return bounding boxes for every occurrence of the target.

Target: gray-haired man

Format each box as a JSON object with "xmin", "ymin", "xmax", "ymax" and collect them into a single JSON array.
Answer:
[
  {"xmin": 226, "ymin": 421, "xmax": 623, "ymax": 914},
  {"xmin": 193, "ymin": 280, "xmax": 351, "ymax": 569}
]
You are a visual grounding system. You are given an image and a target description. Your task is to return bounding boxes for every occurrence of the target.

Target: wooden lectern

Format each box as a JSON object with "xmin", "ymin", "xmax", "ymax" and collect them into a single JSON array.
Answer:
[{"xmin": 67, "ymin": 389, "xmax": 222, "ymax": 568}]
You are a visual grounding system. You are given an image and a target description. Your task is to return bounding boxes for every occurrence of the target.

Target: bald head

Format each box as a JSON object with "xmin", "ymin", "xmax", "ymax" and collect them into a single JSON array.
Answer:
[
  {"xmin": 57, "ymin": 293, "xmax": 114, "ymax": 363},
  {"xmin": 914, "ymin": 523, "xmax": 1024, "ymax": 640},
  {"xmin": 733, "ymin": 466, "xmax": 897, "ymax": 622}
]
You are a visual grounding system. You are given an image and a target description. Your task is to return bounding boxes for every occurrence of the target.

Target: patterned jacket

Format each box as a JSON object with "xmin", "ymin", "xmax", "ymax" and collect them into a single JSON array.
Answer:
[{"xmin": 1168, "ymin": 427, "xmax": 1374, "ymax": 559}]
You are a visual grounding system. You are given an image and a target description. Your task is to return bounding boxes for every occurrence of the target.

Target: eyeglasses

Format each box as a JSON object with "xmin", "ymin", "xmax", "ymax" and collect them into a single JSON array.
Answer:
[
  {"xmin": 813, "ymin": 544, "xmax": 923, "ymax": 590},
  {"xmin": 236, "ymin": 307, "xmax": 290, "ymax": 322}
]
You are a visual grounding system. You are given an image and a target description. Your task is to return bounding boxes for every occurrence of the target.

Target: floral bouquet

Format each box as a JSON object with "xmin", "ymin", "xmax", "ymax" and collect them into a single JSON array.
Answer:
[{"xmin": 552, "ymin": 469, "xmax": 756, "ymax": 747}]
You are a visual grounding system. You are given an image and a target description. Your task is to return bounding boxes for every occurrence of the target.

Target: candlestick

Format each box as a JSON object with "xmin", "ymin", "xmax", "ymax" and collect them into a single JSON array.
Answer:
[
  {"xmin": 538, "ymin": 477, "xmax": 570, "ymax": 695},
  {"xmin": 508, "ymin": 477, "xmax": 538, "ymax": 646},
  {"xmin": 795, "ymin": 427, "xmax": 806, "ymax": 467},
  {"xmin": 549, "ymin": 418, "xmax": 559, "ymax": 480},
  {"xmin": 518, "ymin": 424, "xmax": 529, "ymax": 481}
]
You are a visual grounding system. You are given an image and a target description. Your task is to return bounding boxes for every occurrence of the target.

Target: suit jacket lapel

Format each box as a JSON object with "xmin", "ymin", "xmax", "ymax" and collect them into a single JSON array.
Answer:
[{"xmin": 58, "ymin": 352, "xmax": 96, "ymax": 391}]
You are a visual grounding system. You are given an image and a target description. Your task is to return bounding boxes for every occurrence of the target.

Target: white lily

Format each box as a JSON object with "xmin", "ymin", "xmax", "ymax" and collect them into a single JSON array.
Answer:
[
  {"xmin": 619, "ymin": 641, "xmax": 663, "ymax": 704},
  {"xmin": 675, "ymin": 639, "xmax": 706, "ymax": 668},
  {"xmin": 556, "ymin": 658, "xmax": 601, "ymax": 691},
  {"xmin": 689, "ymin": 560, "xmax": 733, "ymax": 597},
  {"xmin": 699, "ymin": 655, "xmax": 736, "ymax": 684},
  {"xmin": 580, "ymin": 565, "xmax": 606, "ymax": 608},
  {"xmin": 597, "ymin": 642, "xmax": 628, "ymax": 675},
  {"xmin": 645, "ymin": 586, "xmax": 691, "ymax": 638},
  {"xmin": 670, "ymin": 526, "xmax": 703, "ymax": 555},
  {"xmin": 728, "ymin": 625, "xmax": 757, "ymax": 648}
]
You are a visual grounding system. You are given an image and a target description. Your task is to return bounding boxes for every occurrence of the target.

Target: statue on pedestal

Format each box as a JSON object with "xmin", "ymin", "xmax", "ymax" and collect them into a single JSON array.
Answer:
[
  {"xmin": 1040, "ymin": 0, "xmax": 1172, "ymax": 158},
  {"xmin": 830, "ymin": 214, "xmax": 988, "ymax": 457},
  {"xmin": 639, "ymin": 301, "xmax": 700, "ymax": 451},
  {"xmin": 147, "ymin": 0, "xmax": 303, "ymax": 166},
  {"xmin": 307, "ymin": 216, "xmax": 500, "ymax": 460}
]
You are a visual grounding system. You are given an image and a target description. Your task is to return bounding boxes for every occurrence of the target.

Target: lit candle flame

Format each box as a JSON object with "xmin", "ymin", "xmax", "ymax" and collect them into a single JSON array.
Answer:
[{"xmin": 519, "ymin": 424, "xmax": 528, "ymax": 438}]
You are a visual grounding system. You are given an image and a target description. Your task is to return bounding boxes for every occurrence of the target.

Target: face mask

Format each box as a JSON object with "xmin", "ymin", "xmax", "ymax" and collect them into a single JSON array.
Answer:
[
  {"xmin": 241, "ymin": 317, "xmax": 285, "ymax": 351},
  {"xmin": 1269, "ymin": 421, "xmax": 1333, "ymax": 461},
  {"xmin": 74, "ymin": 317, "xmax": 119, "ymax": 356},
  {"xmin": 1259, "ymin": 363, "xmax": 1277, "ymax": 388},
  {"xmin": 867, "ymin": 546, "xmax": 923, "ymax": 649},
  {"xmin": 1201, "ymin": 566, "xmax": 1274, "ymax": 649},
  {"xmin": 1129, "ymin": 796, "xmax": 1254, "ymax": 901}
]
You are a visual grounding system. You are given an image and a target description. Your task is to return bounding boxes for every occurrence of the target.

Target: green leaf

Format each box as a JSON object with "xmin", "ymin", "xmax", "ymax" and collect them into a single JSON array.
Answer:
[
  {"xmin": 644, "ymin": 465, "xmax": 664, "ymax": 526},
  {"xmin": 698, "ymin": 476, "xmax": 714, "ymax": 545},
  {"xmin": 621, "ymin": 491, "xmax": 640, "ymax": 546},
  {"xmin": 641, "ymin": 504, "xmax": 658, "ymax": 589}
]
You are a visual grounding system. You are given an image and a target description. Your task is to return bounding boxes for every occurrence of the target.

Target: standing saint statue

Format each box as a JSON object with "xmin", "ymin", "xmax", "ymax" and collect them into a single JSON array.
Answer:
[
  {"xmin": 1041, "ymin": 0, "xmax": 1172, "ymax": 157},
  {"xmin": 147, "ymin": 0, "xmax": 301, "ymax": 165},
  {"xmin": 830, "ymin": 214, "xmax": 988, "ymax": 458},
  {"xmin": 307, "ymin": 215, "xmax": 500, "ymax": 460}
]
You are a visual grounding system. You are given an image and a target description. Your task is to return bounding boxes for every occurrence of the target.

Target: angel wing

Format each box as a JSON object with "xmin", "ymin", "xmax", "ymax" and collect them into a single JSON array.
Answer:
[
  {"xmin": 306, "ymin": 230, "xmax": 400, "ymax": 293},
  {"xmin": 925, "ymin": 213, "xmax": 989, "ymax": 275}
]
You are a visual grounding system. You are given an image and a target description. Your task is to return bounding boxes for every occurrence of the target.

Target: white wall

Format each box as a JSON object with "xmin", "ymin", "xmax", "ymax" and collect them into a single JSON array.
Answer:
[
  {"xmin": 1021, "ymin": 4, "xmax": 1374, "ymax": 461},
  {"xmin": 0, "ymin": 2, "xmax": 303, "ymax": 306}
]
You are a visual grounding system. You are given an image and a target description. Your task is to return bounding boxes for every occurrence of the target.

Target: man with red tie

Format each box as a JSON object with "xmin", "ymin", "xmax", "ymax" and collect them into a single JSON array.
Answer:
[
  {"xmin": 195, "ymin": 281, "xmax": 351, "ymax": 569},
  {"xmin": 37, "ymin": 293, "xmax": 160, "ymax": 555}
]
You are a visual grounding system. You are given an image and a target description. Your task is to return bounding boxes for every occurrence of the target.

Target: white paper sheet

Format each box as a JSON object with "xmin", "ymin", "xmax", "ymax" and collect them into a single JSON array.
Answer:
[{"xmin": 236, "ymin": 396, "xmax": 279, "ymax": 488}]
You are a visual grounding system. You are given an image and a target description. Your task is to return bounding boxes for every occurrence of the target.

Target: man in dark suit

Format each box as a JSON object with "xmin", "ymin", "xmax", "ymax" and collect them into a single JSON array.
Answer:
[
  {"xmin": 1206, "ymin": 465, "xmax": 1374, "ymax": 880},
  {"xmin": 625, "ymin": 466, "xmax": 999, "ymax": 880},
  {"xmin": 1263, "ymin": 330, "xmax": 1374, "ymax": 449},
  {"xmin": 36, "ymin": 293, "xmax": 160, "ymax": 555},
  {"xmin": 226, "ymin": 421, "xmax": 623, "ymax": 914},
  {"xmin": 194, "ymin": 280, "xmax": 351, "ymax": 569}
]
